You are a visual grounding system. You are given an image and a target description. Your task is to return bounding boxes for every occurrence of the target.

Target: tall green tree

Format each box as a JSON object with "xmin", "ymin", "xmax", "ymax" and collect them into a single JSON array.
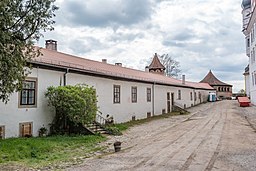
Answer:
[{"xmin": 0, "ymin": 0, "xmax": 58, "ymax": 103}]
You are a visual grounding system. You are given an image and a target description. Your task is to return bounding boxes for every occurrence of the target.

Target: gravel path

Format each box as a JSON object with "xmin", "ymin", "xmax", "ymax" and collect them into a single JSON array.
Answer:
[{"xmin": 69, "ymin": 100, "xmax": 256, "ymax": 171}]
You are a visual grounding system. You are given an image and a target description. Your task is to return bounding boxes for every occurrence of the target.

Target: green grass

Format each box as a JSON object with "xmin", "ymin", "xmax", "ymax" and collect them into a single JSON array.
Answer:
[
  {"xmin": 0, "ymin": 111, "xmax": 189, "ymax": 169},
  {"xmin": 0, "ymin": 135, "xmax": 106, "ymax": 169},
  {"xmin": 110, "ymin": 111, "xmax": 189, "ymax": 133}
]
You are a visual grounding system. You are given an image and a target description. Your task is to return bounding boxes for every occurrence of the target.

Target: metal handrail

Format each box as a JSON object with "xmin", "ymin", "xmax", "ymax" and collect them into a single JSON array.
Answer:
[{"xmin": 95, "ymin": 111, "xmax": 106, "ymax": 125}]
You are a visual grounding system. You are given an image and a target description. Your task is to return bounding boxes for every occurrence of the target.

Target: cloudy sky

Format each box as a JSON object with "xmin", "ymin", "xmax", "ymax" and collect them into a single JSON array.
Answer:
[{"xmin": 38, "ymin": 0, "xmax": 247, "ymax": 92}]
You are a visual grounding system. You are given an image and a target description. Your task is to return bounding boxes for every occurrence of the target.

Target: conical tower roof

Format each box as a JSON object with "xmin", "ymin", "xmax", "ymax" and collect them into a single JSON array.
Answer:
[
  {"xmin": 148, "ymin": 53, "xmax": 165, "ymax": 70},
  {"xmin": 200, "ymin": 70, "xmax": 232, "ymax": 86}
]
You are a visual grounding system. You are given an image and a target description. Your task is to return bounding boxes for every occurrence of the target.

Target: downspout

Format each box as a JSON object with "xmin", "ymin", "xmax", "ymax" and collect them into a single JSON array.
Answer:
[
  {"xmin": 63, "ymin": 68, "xmax": 69, "ymax": 132},
  {"xmin": 63, "ymin": 68, "xmax": 69, "ymax": 86}
]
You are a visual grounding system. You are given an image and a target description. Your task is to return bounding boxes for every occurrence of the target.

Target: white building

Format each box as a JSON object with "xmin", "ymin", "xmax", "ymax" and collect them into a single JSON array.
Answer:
[
  {"xmin": 242, "ymin": 0, "xmax": 256, "ymax": 104},
  {"xmin": 0, "ymin": 40, "xmax": 215, "ymax": 139}
]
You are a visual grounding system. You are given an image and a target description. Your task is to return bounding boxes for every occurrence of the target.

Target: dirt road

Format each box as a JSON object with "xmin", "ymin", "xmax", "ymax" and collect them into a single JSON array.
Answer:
[{"xmin": 70, "ymin": 101, "xmax": 256, "ymax": 171}]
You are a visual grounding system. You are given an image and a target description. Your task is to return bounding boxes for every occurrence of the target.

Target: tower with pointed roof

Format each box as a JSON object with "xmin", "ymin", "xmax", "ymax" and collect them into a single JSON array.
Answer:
[
  {"xmin": 148, "ymin": 53, "xmax": 165, "ymax": 75},
  {"xmin": 200, "ymin": 70, "xmax": 232, "ymax": 99}
]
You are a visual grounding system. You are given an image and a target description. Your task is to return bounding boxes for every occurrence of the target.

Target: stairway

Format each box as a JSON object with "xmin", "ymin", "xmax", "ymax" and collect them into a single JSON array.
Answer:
[
  {"xmin": 84, "ymin": 121, "xmax": 109, "ymax": 135},
  {"xmin": 83, "ymin": 112, "xmax": 110, "ymax": 135},
  {"xmin": 172, "ymin": 102, "xmax": 189, "ymax": 114}
]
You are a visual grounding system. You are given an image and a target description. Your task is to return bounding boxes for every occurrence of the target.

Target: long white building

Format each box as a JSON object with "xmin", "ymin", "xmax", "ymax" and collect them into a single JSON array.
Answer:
[
  {"xmin": 0, "ymin": 40, "xmax": 215, "ymax": 139},
  {"xmin": 242, "ymin": 0, "xmax": 256, "ymax": 104}
]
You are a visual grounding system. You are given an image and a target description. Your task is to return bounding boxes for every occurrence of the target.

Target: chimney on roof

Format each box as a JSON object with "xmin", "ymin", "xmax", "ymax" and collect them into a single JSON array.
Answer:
[
  {"xmin": 115, "ymin": 63, "xmax": 122, "ymax": 67},
  {"xmin": 182, "ymin": 75, "xmax": 185, "ymax": 84},
  {"xmin": 102, "ymin": 59, "xmax": 107, "ymax": 63},
  {"xmin": 45, "ymin": 39, "xmax": 57, "ymax": 51},
  {"xmin": 145, "ymin": 66, "xmax": 149, "ymax": 72}
]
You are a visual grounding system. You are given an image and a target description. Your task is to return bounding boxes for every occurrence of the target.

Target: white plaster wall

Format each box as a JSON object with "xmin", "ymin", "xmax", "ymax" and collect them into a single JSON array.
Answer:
[
  {"xmin": 245, "ymin": 74, "xmax": 250, "ymax": 97},
  {"xmin": 153, "ymin": 85, "xmax": 169, "ymax": 115},
  {"xmin": 0, "ymin": 67, "xmax": 214, "ymax": 138},
  {"xmin": 66, "ymin": 73, "xmax": 153, "ymax": 123},
  {"xmin": 249, "ymin": 52, "xmax": 256, "ymax": 105},
  {"xmin": 0, "ymin": 68, "xmax": 63, "ymax": 138}
]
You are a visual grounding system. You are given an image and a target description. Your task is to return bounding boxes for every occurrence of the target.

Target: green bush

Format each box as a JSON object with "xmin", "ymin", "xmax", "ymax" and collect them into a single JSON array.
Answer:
[
  {"xmin": 105, "ymin": 126, "xmax": 122, "ymax": 135},
  {"xmin": 45, "ymin": 84, "xmax": 98, "ymax": 134}
]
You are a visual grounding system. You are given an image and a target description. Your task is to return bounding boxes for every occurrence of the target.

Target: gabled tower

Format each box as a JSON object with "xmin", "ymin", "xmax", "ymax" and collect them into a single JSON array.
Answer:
[{"xmin": 148, "ymin": 53, "xmax": 165, "ymax": 75}]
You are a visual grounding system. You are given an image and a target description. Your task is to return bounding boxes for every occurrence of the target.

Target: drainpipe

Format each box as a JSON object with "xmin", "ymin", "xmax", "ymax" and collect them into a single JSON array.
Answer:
[
  {"xmin": 152, "ymin": 82, "xmax": 155, "ymax": 116},
  {"xmin": 64, "ymin": 68, "xmax": 69, "ymax": 86}
]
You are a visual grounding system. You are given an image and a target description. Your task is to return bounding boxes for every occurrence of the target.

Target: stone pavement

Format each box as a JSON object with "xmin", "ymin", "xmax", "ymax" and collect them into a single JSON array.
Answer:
[{"xmin": 241, "ymin": 103, "xmax": 256, "ymax": 130}]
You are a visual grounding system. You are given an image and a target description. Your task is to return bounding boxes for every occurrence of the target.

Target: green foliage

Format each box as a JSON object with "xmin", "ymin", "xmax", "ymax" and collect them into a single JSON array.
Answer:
[
  {"xmin": 45, "ymin": 84, "xmax": 98, "ymax": 134},
  {"xmin": 105, "ymin": 126, "xmax": 122, "ymax": 136},
  {"xmin": 0, "ymin": 135, "xmax": 105, "ymax": 168},
  {"xmin": 0, "ymin": 0, "xmax": 58, "ymax": 103}
]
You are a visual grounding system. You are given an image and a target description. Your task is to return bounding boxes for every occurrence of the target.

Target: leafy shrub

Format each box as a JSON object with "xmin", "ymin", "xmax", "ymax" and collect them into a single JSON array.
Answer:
[{"xmin": 45, "ymin": 84, "xmax": 97, "ymax": 134}]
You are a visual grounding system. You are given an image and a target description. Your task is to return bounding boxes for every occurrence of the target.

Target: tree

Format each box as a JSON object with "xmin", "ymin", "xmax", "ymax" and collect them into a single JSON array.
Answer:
[
  {"xmin": 0, "ymin": 0, "xmax": 58, "ymax": 103},
  {"xmin": 45, "ymin": 84, "xmax": 98, "ymax": 134},
  {"xmin": 159, "ymin": 54, "xmax": 181, "ymax": 77},
  {"xmin": 239, "ymin": 89, "xmax": 245, "ymax": 94}
]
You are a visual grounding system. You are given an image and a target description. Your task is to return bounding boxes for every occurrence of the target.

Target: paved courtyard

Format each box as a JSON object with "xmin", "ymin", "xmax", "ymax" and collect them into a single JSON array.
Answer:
[{"xmin": 70, "ymin": 100, "xmax": 256, "ymax": 171}]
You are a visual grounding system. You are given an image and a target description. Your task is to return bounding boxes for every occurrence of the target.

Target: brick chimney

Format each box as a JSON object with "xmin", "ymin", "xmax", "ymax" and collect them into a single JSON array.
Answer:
[
  {"xmin": 182, "ymin": 75, "xmax": 185, "ymax": 84},
  {"xmin": 102, "ymin": 59, "xmax": 107, "ymax": 63},
  {"xmin": 45, "ymin": 40, "xmax": 57, "ymax": 51}
]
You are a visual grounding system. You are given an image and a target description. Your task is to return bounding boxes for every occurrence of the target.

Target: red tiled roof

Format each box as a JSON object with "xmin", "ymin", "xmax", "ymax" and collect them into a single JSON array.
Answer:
[
  {"xmin": 148, "ymin": 53, "xmax": 165, "ymax": 70},
  {"xmin": 200, "ymin": 70, "xmax": 232, "ymax": 87},
  {"xmin": 31, "ymin": 47, "xmax": 214, "ymax": 90}
]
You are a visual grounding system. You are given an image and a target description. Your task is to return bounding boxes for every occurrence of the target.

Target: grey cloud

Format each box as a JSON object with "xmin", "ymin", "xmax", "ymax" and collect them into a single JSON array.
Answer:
[
  {"xmin": 58, "ymin": 0, "xmax": 154, "ymax": 28},
  {"xmin": 69, "ymin": 37, "xmax": 104, "ymax": 54},
  {"xmin": 109, "ymin": 32, "xmax": 145, "ymax": 42}
]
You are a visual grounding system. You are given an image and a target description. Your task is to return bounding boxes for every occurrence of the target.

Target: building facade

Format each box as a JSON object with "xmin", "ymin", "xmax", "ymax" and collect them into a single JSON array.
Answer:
[
  {"xmin": 200, "ymin": 70, "xmax": 232, "ymax": 99},
  {"xmin": 242, "ymin": 0, "xmax": 256, "ymax": 104},
  {"xmin": 0, "ymin": 40, "xmax": 215, "ymax": 139}
]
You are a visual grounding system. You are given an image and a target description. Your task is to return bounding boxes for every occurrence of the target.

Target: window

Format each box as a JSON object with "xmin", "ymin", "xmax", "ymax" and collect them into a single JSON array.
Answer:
[
  {"xmin": 178, "ymin": 90, "xmax": 181, "ymax": 100},
  {"xmin": 19, "ymin": 122, "xmax": 32, "ymax": 137},
  {"xmin": 194, "ymin": 92, "xmax": 197, "ymax": 101},
  {"xmin": 247, "ymin": 38, "xmax": 250, "ymax": 47},
  {"xmin": 252, "ymin": 74, "xmax": 255, "ymax": 86},
  {"xmin": 19, "ymin": 78, "xmax": 37, "ymax": 107},
  {"xmin": 147, "ymin": 112, "xmax": 151, "ymax": 118},
  {"xmin": 254, "ymin": 73, "xmax": 256, "ymax": 85},
  {"xmin": 131, "ymin": 87, "xmax": 137, "ymax": 103},
  {"xmin": 0, "ymin": 126, "xmax": 5, "ymax": 139},
  {"xmin": 190, "ymin": 92, "xmax": 193, "ymax": 101},
  {"xmin": 147, "ymin": 88, "xmax": 151, "ymax": 102},
  {"xmin": 113, "ymin": 85, "xmax": 121, "ymax": 103},
  {"xmin": 252, "ymin": 48, "xmax": 256, "ymax": 63}
]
